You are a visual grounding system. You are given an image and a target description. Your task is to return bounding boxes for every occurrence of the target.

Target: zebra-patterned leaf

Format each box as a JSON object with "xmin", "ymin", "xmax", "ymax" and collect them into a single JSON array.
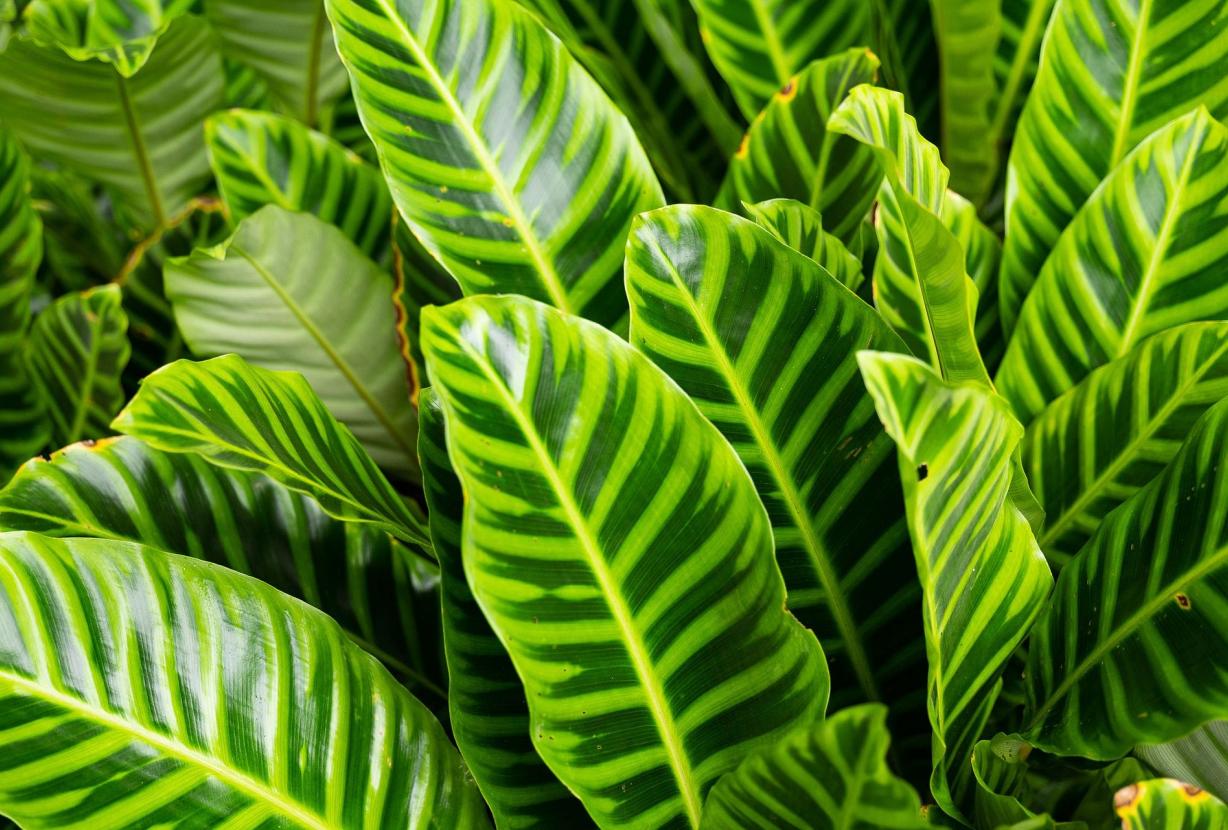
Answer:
[
  {"xmin": 1115, "ymin": 780, "xmax": 1228, "ymax": 830},
  {"xmin": 165, "ymin": 206, "xmax": 419, "ymax": 479},
  {"xmin": 205, "ymin": 0, "xmax": 348, "ymax": 126},
  {"xmin": 996, "ymin": 109, "xmax": 1228, "ymax": 423},
  {"xmin": 1024, "ymin": 395, "xmax": 1228, "ymax": 759},
  {"xmin": 26, "ymin": 284, "xmax": 130, "ymax": 448},
  {"xmin": 0, "ymin": 15, "xmax": 223, "ymax": 231},
  {"xmin": 419, "ymin": 389, "xmax": 594, "ymax": 829},
  {"xmin": 625, "ymin": 206, "xmax": 921, "ymax": 719},
  {"xmin": 700, "ymin": 704, "xmax": 928, "ymax": 830},
  {"xmin": 206, "ymin": 109, "xmax": 393, "ymax": 260},
  {"xmin": 987, "ymin": 0, "xmax": 1056, "ymax": 187},
  {"xmin": 999, "ymin": 0, "xmax": 1228, "ymax": 334},
  {"xmin": 858, "ymin": 351, "xmax": 1052, "ymax": 819},
  {"xmin": 30, "ymin": 168, "xmax": 127, "ymax": 295},
  {"xmin": 222, "ymin": 55, "xmax": 274, "ymax": 110},
  {"xmin": 689, "ymin": 0, "xmax": 870, "ymax": 120},
  {"xmin": 743, "ymin": 199, "xmax": 864, "ymax": 291},
  {"xmin": 326, "ymin": 0, "xmax": 664, "ymax": 329},
  {"xmin": 23, "ymin": 0, "xmax": 195, "ymax": 75},
  {"xmin": 0, "ymin": 531, "xmax": 486, "ymax": 828},
  {"xmin": 1024, "ymin": 322, "xmax": 1228, "ymax": 566},
  {"xmin": 941, "ymin": 190, "xmax": 1004, "ymax": 372},
  {"xmin": 869, "ymin": 0, "xmax": 940, "ymax": 145},
  {"xmin": 422, "ymin": 294, "xmax": 829, "ymax": 830},
  {"xmin": 1138, "ymin": 722, "xmax": 1228, "ymax": 804},
  {"xmin": 721, "ymin": 48, "xmax": 881, "ymax": 248},
  {"xmin": 112, "ymin": 354, "xmax": 432, "ymax": 552}
]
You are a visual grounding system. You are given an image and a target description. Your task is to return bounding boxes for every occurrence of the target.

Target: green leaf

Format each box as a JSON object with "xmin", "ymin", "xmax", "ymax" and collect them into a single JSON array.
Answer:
[
  {"xmin": 868, "ymin": 0, "xmax": 940, "ymax": 144},
  {"xmin": 392, "ymin": 216, "xmax": 461, "ymax": 394},
  {"xmin": 26, "ymin": 284, "xmax": 131, "ymax": 448},
  {"xmin": 112, "ymin": 354, "xmax": 432, "ymax": 552},
  {"xmin": 23, "ymin": 0, "xmax": 195, "ymax": 76},
  {"xmin": 743, "ymin": 198, "xmax": 865, "ymax": 292},
  {"xmin": 721, "ymin": 48, "xmax": 882, "ymax": 247},
  {"xmin": 625, "ymin": 205, "xmax": 921, "ymax": 716},
  {"xmin": 419, "ymin": 389, "xmax": 594, "ymax": 829},
  {"xmin": 996, "ymin": 109, "xmax": 1228, "ymax": 422},
  {"xmin": 0, "ymin": 531, "xmax": 486, "ymax": 828},
  {"xmin": 0, "ymin": 15, "xmax": 224, "ymax": 231},
  {"xmin": 1138, "ymin": 722, "xmax": 1228, "ymax": 804},
  {"xmin": 221, "ymin": 55, "xmax": 274, "ymax": 110},
  {"xmin": 204, "ymin": 0, "xmax": 348, "ymax": 126},
  {"xmin": 165, "ymin": 206, "xmax": 420, "ymax": 479},
  {"xmin": 858, "ymin": 352, "xmax": 1052, "ymax": 819},
  {"xmin": 205, "ymin": 109, "xmax": 393, "ymax": 260},
  {"xmin": 29, "ymin": 168, "xmax": 127, "ymax": 294},
  {"xmin": 1024, "ymin": 395, "xmax": 1228, "ymax": 759},
  {"xmin": 941, "ymin": 190, "xmax": 1004, "ymax": 372},
  {"xmin": 422, "ymin": 295, "xmax": 829, "ymax": 829},
  {"xmin": 999, "ymin": 0, "xmax": 1228, "ymax": 334},
  {"xmin": 701, "ymin": 704, "xmax": 929, "ymax": 829},
  {"xmin": 929, "ymin": 0, "xmax": 1000, "ymax": 205},
  {"xmin": 987, "ymin": 0, "xmax": 1056, "ymax": 185},
  {"xmin": 326, "ymin": 0, "xmax": 664, "ymax": 329},
  {"xmin": 1114, "ymin": 779, "xmax": 1228, "ymax": 830},
  {"xmin": 1024, "ymin": 322, "xmax": 1228, "ymax": 566},
  {"xmin": 689, "ymin": 0, "xmax": 870, "ymax": 120}
]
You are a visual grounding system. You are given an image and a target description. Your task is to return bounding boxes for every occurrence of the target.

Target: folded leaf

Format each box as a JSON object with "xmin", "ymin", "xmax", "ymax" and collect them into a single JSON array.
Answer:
[
  {"xmin": 326, "ymin": 0, "xmax": 664, "ymax": 328},
  {"xmin": 1000, "ymin": 0, "xmax": 1228, "ymax": 333},
  {"xmin": 113, "ymin": 354, "xmax": 431, "ymax": 552},
  {"xmin": 1115, "ymin": 779, "xmax": 1228, "ymax": 830},
  {"xmin": 942, "ymin": 189, "xmax": 1004, "ymax": 372},
  {"xmin": 24, "ymin": 0, "xmax": 195, "ymax": 75},
  {"xmin": 743, "ymin": 199, "xmax": 864, "ymax": 291},
  {"xmin": 1025, "ymin": 396, "xmax": 1228, "ymax": 758},
  {"xmin": 422, "ymin": 295, "xmax": 829, "ymax": 829},
  {"xmin": 987, "ymin": 0, "xmax": 1056, "ymax": 184},
  {"xmin": 0, "ymin": 531, "xmax": 485, "ymax": 828},
  {"xmin": 1137, "ymin": 723, "xmax": 1228, "ymax": 804},
  {"xmin": 997, "ymin": 109, "xmax": 1228, "ymax": 422}
]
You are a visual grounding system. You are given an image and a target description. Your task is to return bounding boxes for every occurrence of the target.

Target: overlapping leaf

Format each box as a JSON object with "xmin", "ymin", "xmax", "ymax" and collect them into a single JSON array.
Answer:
[
  {"xmin": 743, "ymin": 199, "xmax": 863, "ymax": 291},
  {"xmin": 392, "ymin": 217, "xmax": 461, "ymax": 393},
  {"xmin": 868, "ymin": 0, "xmax": 939, "ymax": 143},
  {"xmin": 29, "ymin": 168, "xmax": 126, "ymax": 294},
  {"xmin": 988, "ymin": 0, "xmax": 1056, "ymax": 185},
  {"xmin": 941, "ymin": 190, "xmax": 1003, "ymax": 371},
  {"xmin": 326, "ymin": 0, "xmax": 664, "ymax": 328},
  {"xmin": 1138, "ymin": 723, "xmax": 1228, "ymax": 804},
  {"xmin": 0, "ymin": 532, "xmax": 485, "ymax": 828},
  {"xmin": 24, "ymin": 0, "xmax": 195, "ymax": 76},
  {"xmin": 1114, "ymin": 780, "xmax": 1228, "ymax": 830},
  {"xmin": 422, "ymin": 295, "xmax": 829, "ymax": 829}
]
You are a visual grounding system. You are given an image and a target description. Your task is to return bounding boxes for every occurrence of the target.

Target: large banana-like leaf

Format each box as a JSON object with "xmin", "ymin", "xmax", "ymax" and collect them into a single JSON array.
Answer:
[
  {"xmin": 419, "ymin": 390, "xmax": 594, "ymax": 829},
  {"xmin": 0, "ymin": 531, "xmax": 485, "ymax": 828},
  {"xmin": 987, "ymin": 0, "xmax": 1056, "ymax": 185},
  {"xmin": 1115, "ymin": 780, "xmax": 1228, "ymax": 830},
  {"xmin": 700, "ymin": 704, "xmax": 928, "ymax": 830},
  {"xmin": 0, "ymin": 126, "xmax": 47, "ymax": 476},
  {"xmin": 999, "ymin": 0, "xmax": 1228, "ymax": 333},
  {"xmin": 858, "ymin": 352, "xmax": 1052, "ymax": 819},
  {"xmin": 625, "ymin": 206, "xmax": 921, "ymax": 716},
  {"xmin": 26, "ymin": 284, "xmax": 131, "ymax": 448},
  {"xmin": 720, "ymin": 49, "xmax": 881, "ymax": 248},
  {"xmin": 165, "ymin": 206, "xmax": 419, "ymax": 479},
  {"xmin": 1024, "ymin": 395, "xmax": 1228, "ymax": 758},
  {"xmin": 113, "ymin": 354, "xmax": 432, "ymax": 552},
  {"xmin": 1138, "ymin": 722, "xmax": 1228, "ymax": 804},
  {"xmin": 1023, "ymin": 322, "xmax": 1228, "ymax": 566},
  {"xmin": 0, "ymin": 435, "xmax": 444, "ymax": 699},
  {"xmin": 24, "ymin": 0, "xmax": 194, "ymax": 75},
  {"xmin": 0, "ymin": 16, "xmax": 223, "ymax": 231},
  {"xmin": 689, "ymin": 0, "xmax": 870, "ymax": 120},
  {"xmin": 205, "ymin": 109, "xmax": 392, "ymax": 259},
  {"xmin": 325, "ymin": 0, "xmax": 664, "ymax": 329},
  {"xmin": 204, "ymin": 0, "xmax": 348, "ymax": 126},
  {"xmin": 743, "ymin": 199, "xmax": 864, "ymax": 291},
  {"xmin": 422, "ymin": 295, "xmax": 829, "ymax": 829},
  {"xmin": 997, "ymin": 109, "xmax": 1228, "ymax": 422}
]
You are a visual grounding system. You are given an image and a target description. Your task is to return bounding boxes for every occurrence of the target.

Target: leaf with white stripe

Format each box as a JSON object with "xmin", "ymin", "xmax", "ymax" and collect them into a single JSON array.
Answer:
[
  {"xmin": 422, "ymin": 294, "xmax": 829, "ymax": 829},
  {"xmin": 743, "ymin": 199, "xmax": 864, "ymax": 292},
  {"xmin": 0, "ymin": 531, "xmax": 485, "ymax": 828}
]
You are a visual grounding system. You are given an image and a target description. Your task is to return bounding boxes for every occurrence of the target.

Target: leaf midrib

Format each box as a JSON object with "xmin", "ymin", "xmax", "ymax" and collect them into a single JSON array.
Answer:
[
  {"xmin": 748, "ymin": 0, "xmax": 791, "ymax": 88},
  {"xmin": 115, "ymin": 72, "xmax": 165, "ymax": 229},
  {"xmin": 1107, "ymin": 0, "xmax": 1152, "ymax": 165}
]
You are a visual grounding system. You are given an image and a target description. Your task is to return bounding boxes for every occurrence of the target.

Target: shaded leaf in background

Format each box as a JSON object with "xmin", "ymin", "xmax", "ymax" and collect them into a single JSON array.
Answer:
[
  {"xmin": 868, "ymin": 0, "xmax": 939, "ymax": 144},
  {"xmin": 1138, "ymin": 723, "xmax": 1228, "ymax": 805},
  {"xmin": 987, "ymin": 0, "xmax": 1057, "ymax": 190},
  {"xmin": 29, "ymin": 168, "xmax": 126, "ymax": 294},
  {"xmin": 221, "ymin": 54, "xmax": 273, "ymax": 110},
  {"xmin": 392, "ymin": 216, "xmax": 460, "ymax": 394},
  {"xmin": 744, "ymin": 198, "xmax": 864, "ymax": 292}
]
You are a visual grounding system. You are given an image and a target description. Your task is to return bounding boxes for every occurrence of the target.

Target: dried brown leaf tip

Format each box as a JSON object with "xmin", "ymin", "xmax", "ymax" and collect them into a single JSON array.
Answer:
[{"xmin": 1113, "ymin": 783, "xmax": 1141, "ymax": 817}]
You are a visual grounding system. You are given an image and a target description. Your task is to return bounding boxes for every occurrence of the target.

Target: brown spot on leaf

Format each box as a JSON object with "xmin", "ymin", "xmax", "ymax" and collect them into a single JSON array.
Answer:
[
  {"xmin": 778, "ymin": 78, "xmax": 798, "ymax": 102},
  {"xmin": 735, "ymin": 133, "xmax": 750, "ymax": 159},
  {"xmin": 1176, "ymin": 593, "xmax": 1192, "ymax": 610}
]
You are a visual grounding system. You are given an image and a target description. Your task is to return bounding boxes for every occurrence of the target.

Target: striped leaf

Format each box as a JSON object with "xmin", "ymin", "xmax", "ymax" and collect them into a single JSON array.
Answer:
[
  {"xmin": 165, "ymin": 206, "xmax": 419, "ymax": 480},
  {"xmin": 326, "ymin": 0, "xmax": 664, "ymax": 329},
  {"xmin": 721, "ymin": 49, "xmax": 881, "ymax": 247},
  {"xmin": 222, "ymin": 55, "xmax": 274, "ymax": 110},
  {"xmin": 869, "ymin": 0, "xmax": 939, "ymax": 145},
  {"xmin": 996, "ymin": 109, "xmax": 1228, "ymax": 422},
  {"xmin": 0, "ymin": 531, "xmax": 486, "ymax": 828},
  {"xmin": 0, "ymin": 16, "xmax": 223, "ymax": 231},
  {"xmin": 419, "ymin": 389, "xmax": 594, "ymax": 829},
  {"xmin": 1115, "ymin": 780, "xmax": 1228, "ymax": 830},
  {"xmin": 700, "ymin": 704, "xmax": 929, "ymax": 830},
  {"xmin": 205, "ymin": 109, "xmax": 393, "ymax": 260},
  {"xmin": 23, "ymin": 0, "xmax": 195, "ymax": 76},
  {"xmin": 625, "ymin": 206, "xmax": 922, "ymax": 718},
  {"xmin": 1023, "ymin": 395, "xmax": 1228, "ymax": 759},
  {"xmin": 30, "ymin": 168, "xmax": 127, "ymax": 295},
  {"xmin": 999, "ymin": 0, "xmax": 1228, "ymax": 333},
  {"xmin": 0, "ymin": 126, "xmax": 47, "ymax": 476},
  {"xmin": 1138, "ymin": 722, "xmax": 1228, "ymax": 804},
  {"xmin": 743, "ymin": 199, "xmax": 864, "ymax": 292},
  {"xmin": 113, "ymin": 354, "xmax": 432, "ymax": 552},
  {"xmin": 204, "ymin": 0, "xmax": 348, "ymax": 126},
  {"xmin": 26, "ymin": 284, "xmax": 131, "ymax": 448},
  {"xmin": 689, "ymin": 0, "xmax": 870, "ymax": 120},
  {"xmin": 392, "ymin": 217, "xmax": 462, "ymax": 393},
  {"xmin": 858, "ymin": 352, "xmax": 1052, "ymax": 819},
  {"xmin": 422, "ymin": 295, "xmax": 829, "ymax": 829},
  {"xmin": 941, "ymin": 190, "xmax": 1004, "ymax": 372},
  {"xmin": 929, "ymin": 0, "xmax": 1001, "ymax": 205},
  {"xmin": 987, "ymin": 0, "xmax": 1057, "ymax": 186},
  {"xmin": 1024, "ymin": 322, "xmax": 1228, "ymax": 566}
]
